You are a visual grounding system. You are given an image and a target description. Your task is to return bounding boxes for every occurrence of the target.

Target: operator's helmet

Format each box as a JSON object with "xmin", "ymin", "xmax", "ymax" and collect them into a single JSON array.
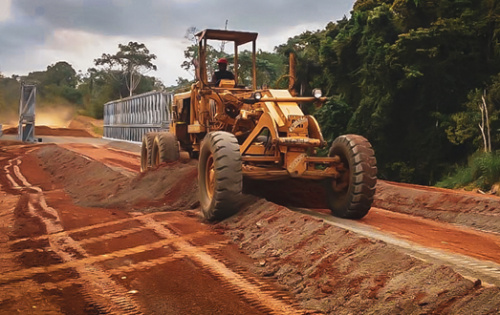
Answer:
[{"xmin": 217, "ymin": 58, "xmax": 228, "ymax": 64}]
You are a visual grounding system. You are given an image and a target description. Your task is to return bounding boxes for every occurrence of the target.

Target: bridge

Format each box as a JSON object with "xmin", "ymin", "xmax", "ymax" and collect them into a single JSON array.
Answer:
[{"xmin": 103, "ymin": 90, "xmax": 173, "ymax": 143}]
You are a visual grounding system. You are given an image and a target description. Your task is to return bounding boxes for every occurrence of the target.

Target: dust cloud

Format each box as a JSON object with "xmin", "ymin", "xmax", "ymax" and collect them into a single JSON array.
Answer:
[
  {"xmin": 1, "ymin": 104, "xmax": 76, "ymax": 130},
  {"xmin": 36, "ymin": 105, "xmax": 76, "ymax": 128},
  {"xmin": 0, "ymin": 110, "xmax": 18, "ymax": 127}
]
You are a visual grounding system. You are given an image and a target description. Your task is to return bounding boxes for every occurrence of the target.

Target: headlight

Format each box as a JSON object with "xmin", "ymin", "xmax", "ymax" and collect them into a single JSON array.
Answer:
[
  {"xmin": 312, "ymin": 89, "xmax": 322, "ymax": 99},
  {"xmin": 253, "ymin": 92, "xmax": 262, "ymax": 101}
]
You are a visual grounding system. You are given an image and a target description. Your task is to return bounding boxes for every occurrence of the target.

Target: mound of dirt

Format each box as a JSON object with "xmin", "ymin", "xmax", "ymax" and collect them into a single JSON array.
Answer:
[
  {"xmin": 3, "ymin": 125, "xmax": 94, "ymax": 137},
  {"xmin": 68, "ymin": 115, "xmax": 103, "ymax": 137},
  {"xmin": 35, "ymin": 145, "xmax": 198, "ymax": 212},
  {"xmin": 374, "ymin": 181, "xmax": 500, "ymax": 234},
  {"xmin": 218, "ymin": 200, "xmax": 500, "ymax": 314},
  {"xmin": 245, "ymin": 177, "xmax": 500, "ymax": 234}
]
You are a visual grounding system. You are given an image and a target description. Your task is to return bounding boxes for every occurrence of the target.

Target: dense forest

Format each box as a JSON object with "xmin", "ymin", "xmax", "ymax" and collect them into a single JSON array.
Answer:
[{"xmin": 1, "ymin": 0, "xmax": 499, "ymax": 188}]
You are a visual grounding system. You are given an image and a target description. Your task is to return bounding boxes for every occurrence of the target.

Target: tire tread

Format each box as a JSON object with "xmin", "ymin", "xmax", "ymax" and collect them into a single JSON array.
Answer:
[
  {"xmin": 199, "ymin": 131, "xmax": 242, "ymax": 221},
  {"xmin": 327, "ymin": 134, "xmax": 377, "ymax": 219}
]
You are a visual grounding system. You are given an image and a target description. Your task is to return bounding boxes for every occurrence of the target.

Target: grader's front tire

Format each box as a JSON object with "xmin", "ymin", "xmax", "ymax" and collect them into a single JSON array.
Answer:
[
  {"xmin": 152, "ymin": 132, "xmax": 180, "ymax": 167},
  {"xmin": 140, "ymin": 132, "xmax": 158, "ymax": 172},
  {"xmin": 199, "ymin": 131, "xmax": 242, "ymax": 221},
  {"xmin": 326, "ymin": 134, "xmax": 377, "ymax": 219}
]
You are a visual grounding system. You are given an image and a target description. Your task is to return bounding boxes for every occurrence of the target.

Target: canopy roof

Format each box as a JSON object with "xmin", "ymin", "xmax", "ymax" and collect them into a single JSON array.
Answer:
[{"xmin": 196, "ymin": 29, "xmax": 258, "ymax": 46}]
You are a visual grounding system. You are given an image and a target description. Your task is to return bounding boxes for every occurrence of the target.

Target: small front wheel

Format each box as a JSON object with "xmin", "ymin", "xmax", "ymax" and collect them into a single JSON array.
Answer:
[
  {"xmin": 326, "ymin": 134, "xmax": 377, "ymax": 219},
  {"xmin": 198, "ymin": 131, "xmax": 242, "ymax": 221}
]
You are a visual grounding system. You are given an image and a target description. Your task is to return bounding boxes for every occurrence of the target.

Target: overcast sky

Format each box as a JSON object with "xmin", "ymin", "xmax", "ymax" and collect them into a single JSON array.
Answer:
[{"xmin": 0, "ymin": 0, "xmax": 355, "ymax": 86}]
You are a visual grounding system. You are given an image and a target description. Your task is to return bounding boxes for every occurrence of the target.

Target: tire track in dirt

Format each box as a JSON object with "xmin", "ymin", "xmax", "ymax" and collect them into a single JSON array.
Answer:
[
  {"xmin": 0, "ymin": 240, "xmax": 235, "ymax": 310},
  {"xmin": 5, "ymin": 215, "xmax": 155, "ymax": 248},
  {"xmin": 138, "ymin": 215, "xmax": 304, "ymax": 315},
  {"xmin": 0, "ymin": 235, "xmax": 227, "ymax": 283},
  {"xmin": 3, "ymin": 158, "xmax": 23, "ymax": 190},
  {"xmin": 1, "ymin": 147, "xmax": 306, "ymax": 314},
  {"xmin": 2, "ymin": 153, "xmax": 144, "ymax": 314}
]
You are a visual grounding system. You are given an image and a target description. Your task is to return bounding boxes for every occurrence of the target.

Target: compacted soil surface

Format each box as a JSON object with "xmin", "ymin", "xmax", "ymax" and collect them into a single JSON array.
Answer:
[{"xmin": 1, "ymin": 131, "xmax": 500, "ymax": 314}]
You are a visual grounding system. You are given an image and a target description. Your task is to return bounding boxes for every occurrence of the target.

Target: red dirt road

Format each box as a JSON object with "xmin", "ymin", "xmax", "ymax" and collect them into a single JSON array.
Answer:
[
  {"xmin": 362, "ymin": 208, "xmax": 500, "ymax": 264},
  {"xmin": 0, "ymin": 142, "xmax": 302, "ymax": 314},
  {"xmin": 1, "ymin": 132, "xmax": 500, "ymax": 313}
]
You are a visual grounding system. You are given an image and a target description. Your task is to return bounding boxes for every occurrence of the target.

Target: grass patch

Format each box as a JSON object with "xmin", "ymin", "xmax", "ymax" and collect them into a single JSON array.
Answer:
[
  {"xmin": 437, "ymin": 151, "xmax": 500, "ymax": 190},
  {"xmin": 92, "ymin": 125, "xmax": 104, "ymax": 136}
]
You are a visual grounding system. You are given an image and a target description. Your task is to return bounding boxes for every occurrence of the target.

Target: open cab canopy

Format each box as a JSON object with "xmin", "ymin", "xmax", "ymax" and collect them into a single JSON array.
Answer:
[{"xmin": 195, "ymin": 29, "xmax": 258, "ymax": 90}]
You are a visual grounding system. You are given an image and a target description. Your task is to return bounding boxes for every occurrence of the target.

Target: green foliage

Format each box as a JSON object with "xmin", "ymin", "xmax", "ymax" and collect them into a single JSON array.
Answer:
[
  {"xmin": 444, "ymin": 72, "xmax": 500, "ymax": 153},
  {"xmin": 437, "ymin": 152, "xmax": 500, "ymax": 190},
  {"xmin": 18, "ymin": 61, "xmax": 84, "ymax": 108},
  {"xmin": 232, "ymin": 50, "xmax": 286, "ymax": 88},
  {"xmin": 276, "ymin": 30, "xmax": 325, "ymax": 95},
  {"xmin": 92, "ymin": 125, "xmax": 104, "ymax": 136},
  {"xmin": 95, "ymin": 42, "xmax": 157, "ymax": 97},
  {"xmin": 310, "ymin": 0, "xmax": 500, "ymax": 184},
  {"xmin": 45, "ymin": 61, "xmax": 78, "ymax": 88},
  {"xmin": 182, "ymin": 43, "xmax": 223, "ymax": 79},
  {"xmin": 386, "ymin": 161, "xmax": 416, "ymax": 184},
  {"xmin": 0, "ymin": 75, "xmax": 21, "ymax": 116},
  {"xmin": 315, "ymin": 98, "xmax": 353, "ymax": 144},
  {"xmin": 78, "ymin": 68, "xmax": 125, "ymax": 119}
]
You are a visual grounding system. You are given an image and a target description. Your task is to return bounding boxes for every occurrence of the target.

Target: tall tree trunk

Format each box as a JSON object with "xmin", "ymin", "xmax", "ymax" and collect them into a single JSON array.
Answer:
[
  {"xmin": 129, "ymin": 71, "xmax": 134, "ymax": 97},
  {"xmin": 482, "ymin": 93, "xmax": 492, "ymax": 152},
  {"xmin": 479, "ymin": 92, "xmax": 492, "ymax": 153}
]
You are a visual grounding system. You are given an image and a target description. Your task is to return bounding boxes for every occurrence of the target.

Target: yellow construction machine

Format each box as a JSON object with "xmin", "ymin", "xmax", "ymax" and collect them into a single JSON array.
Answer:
[{"xmin": 141, "ymin": 29, "xmax": 377, "ymax": 221}]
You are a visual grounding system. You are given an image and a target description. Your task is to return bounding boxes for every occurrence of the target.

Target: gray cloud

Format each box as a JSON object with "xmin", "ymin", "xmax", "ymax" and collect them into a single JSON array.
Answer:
[
  {"xmin": 9, "ymin": 0, "xmax": 353, "ymax": 38},
  {"xmin": 0, "ymin": 10, "xmax": 49, "ymax": 52},
  {"xmin": 0, "ymin": 0, "xmax": 354, "ymax": 82}
]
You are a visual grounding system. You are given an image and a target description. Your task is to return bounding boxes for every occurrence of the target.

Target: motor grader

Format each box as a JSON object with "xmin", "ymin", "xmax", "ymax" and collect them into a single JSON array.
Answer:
[{"xmin": 141, "ymin": 29, "xmax": 377, "ymax": 221}]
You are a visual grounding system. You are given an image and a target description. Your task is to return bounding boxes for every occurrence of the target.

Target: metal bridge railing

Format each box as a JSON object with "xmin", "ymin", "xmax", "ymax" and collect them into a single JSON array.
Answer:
[{"xmin": 103, "ymin": 90, "xmax": 173, "ymax": 142}]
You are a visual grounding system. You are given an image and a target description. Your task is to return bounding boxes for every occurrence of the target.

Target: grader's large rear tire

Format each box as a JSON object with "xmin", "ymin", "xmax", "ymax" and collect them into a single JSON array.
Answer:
[
  {"xmin": 152, "ymin": 132, "xmax": 180, "ymax": 167},
  {"xmin": 199, "ymin": 131, "xmax": 242, "ymax": 221},
  {"xmin": 140, "ymin": 132, "xmax": 158, "ymax": 172},
  {"xmin": 326, "ymin": 134, "xmax": 377, "ymax": 219}
]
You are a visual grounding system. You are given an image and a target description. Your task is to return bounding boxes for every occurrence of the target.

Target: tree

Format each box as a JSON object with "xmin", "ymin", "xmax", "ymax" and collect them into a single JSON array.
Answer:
[
  {"xmin": 95, "ymin": 42, "xmax": 157, "ymax": 97},
  {"xmin": 180, "ymin": 27, "xmax": 201, "ymax": 79},
  {"xmin": 231, "ymin": 50, "xmax": 285, "ymax": 88},
  {"xmin": 0, "ymin": 73, "xmax": 19, "ymax": 114},
  {"xmin": 45, "ymin": 61, "xmax": 78, "ymax": 87},
  {"xmin": 276, "ymin": 30, "xmax": 325, "ymax": 95},
  {"xmin": 182, "ymin": 42, "xmax": 224, "ymax": 82},
  {"xmin": 23, "ymin": 61, "xmax": 83, "ymax": 106},
  {"xmin": 479, "ymin": 92, "xmax": 492, "ymax": 153}
]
